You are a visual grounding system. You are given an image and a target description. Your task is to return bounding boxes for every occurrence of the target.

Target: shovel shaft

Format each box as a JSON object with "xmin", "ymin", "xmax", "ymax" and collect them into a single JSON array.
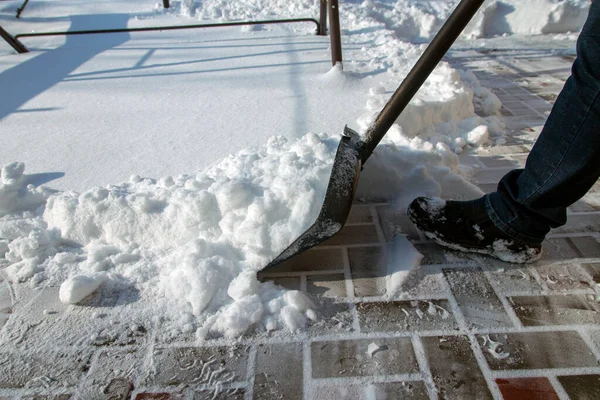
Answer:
[{"xmin": 361, "ymin": 0, "xmax": 484, "ymax": 164}]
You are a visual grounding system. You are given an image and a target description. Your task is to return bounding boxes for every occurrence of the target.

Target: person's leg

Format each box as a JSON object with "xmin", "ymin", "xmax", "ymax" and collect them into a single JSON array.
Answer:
[
  {"xmin": 408, "ymin": 3, "xmax": 600, "ymax": 263},
  {"xmin": 486, "ymin": 1, "xmax": 600, "ymax": 243}
]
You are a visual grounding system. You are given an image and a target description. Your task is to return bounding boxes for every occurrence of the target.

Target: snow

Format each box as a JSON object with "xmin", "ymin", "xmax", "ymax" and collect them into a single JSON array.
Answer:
[
  {"xmin": 59, "ymin": 273, "xmax": 107, "ymax": 304},
  {"xmin": 366, "ymin": 342, "xmax": 381, "ymax": 358},
  {"xmin": 386, "ymin": 235, "xmax": 423, "ymax": 296},
  {"xmin": 0, "ymin": 0, "xmax": 587, "ymax": 339}
]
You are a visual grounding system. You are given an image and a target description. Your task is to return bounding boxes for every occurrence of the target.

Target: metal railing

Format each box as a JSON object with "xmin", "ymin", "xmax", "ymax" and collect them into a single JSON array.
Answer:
[
  {"xmin": 14, "ymin": 18, "xmax": 322, "ymax": 41},
  {"xmin": 2, "ymin": 0, "xmax": 343, "ymax": 64}
]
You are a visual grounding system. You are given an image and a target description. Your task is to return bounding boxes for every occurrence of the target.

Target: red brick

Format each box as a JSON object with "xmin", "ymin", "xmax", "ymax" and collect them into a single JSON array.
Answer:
[{"xmin": 496, "ymin": 377, "xmax": 559, "ymax": 400}]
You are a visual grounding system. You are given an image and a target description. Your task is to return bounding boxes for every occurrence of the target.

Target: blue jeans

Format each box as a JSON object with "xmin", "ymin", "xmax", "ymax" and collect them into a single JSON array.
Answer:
[{"xmin": 485, "ymin": 1, "xmax": 600, "ymax": 243}]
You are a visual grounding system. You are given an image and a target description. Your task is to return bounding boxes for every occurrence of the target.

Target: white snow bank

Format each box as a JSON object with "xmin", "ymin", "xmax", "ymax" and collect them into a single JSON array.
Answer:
[
  {"xmin": 1, "ymin": 110, "xmax": 484, "ymax": 338},
  {"xmin": 179, "ymin": 0, "xmax": 589, "ymax": 40},
  {"xmin": 466, "ymin": 0, "xmax": 590, "ymax": 38},
  {"xmin": 2, "ymin": 133, "xmax": 338, "ymax": 338}
]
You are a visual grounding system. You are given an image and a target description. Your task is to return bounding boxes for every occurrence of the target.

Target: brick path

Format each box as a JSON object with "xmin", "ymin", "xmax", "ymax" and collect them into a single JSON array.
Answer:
[{"xmin": 2, "ymin": 51, "xmax": 600, "ymax": 399}]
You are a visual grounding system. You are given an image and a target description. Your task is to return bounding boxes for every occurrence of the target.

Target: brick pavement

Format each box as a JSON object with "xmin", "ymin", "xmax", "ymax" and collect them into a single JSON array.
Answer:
[{"xmin": 2, "ymin": 52, "xmax": 600, "ymax": 399}]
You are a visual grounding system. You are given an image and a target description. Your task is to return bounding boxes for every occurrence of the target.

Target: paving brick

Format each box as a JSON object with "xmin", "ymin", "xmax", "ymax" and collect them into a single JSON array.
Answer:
[
  {"xmin": 473, "ymin": 168, "xmax": 513, "ymax": 184},
  {"xmin": 569, "ymin": 200, "xmax": 598, "ymax": 212},
  {"xmin": 509, "ymin": 154, "xmax": 528, "ymax": 167},
  {"xmin": 78, "ymin": 348, "xmax": 142, "ymax": 400},
  {"xmin": 422, "ymin": 335, "xmax": 493, "ymax": 399},
  {"xmin": 320, "ymin": 225, "xmax": 380, "ymax": 246},
  {"xmin": 509, "ymin": 295, "xmax": 600, "ymax": 326},
  {"xmin": 134, "ymin": 393, "xmax": 185, "ymax": 400},
  {"xmin": 356, "ymin": 300, "xmax": 458, "ymax": 333},
  {"xmin": 376, "ymin": 205, "xmax": 421, "ymax": 241},
  {"xmin": 0, "ymin": 349, "xmax": 93, "ymax": 389},
  {"xmin": 0, "ymin": 313, "xmax": 9, "ymax": 330},
  {"xmin": 414, "ymin": 243, "xmax": 466, "ymax": 265},
  {"xmin": 262, "ymin": 248, "xmax": 344, "ymax": 274},
  {"xmin": 483, "ymin": 263, "xmax": 542, "ymax": 294},
  {"xmin": 477, "ymin": 183, "xmax": 498, "ymax": 194},
  {"xmin": 254, "ymin": 342, "xmax": 303, "ymax": 400},
  {"xmin": 457, "ymin": 153, "xmax": 484, "ymax": 168},
  {"xmin": 306, "ymin": 274, "xmax": 347, "ymax": 297},
  {"xmin": 0, "ymin": 285, "xmax": 147, "ymax": 350},
  {"xmin": 300, "ymin": 296, "xmax": 354, "ymax": 336},
  {"xmin": 553, "ymin": 213, "xmax": 600, "ymax": 234},
  {"xmin": 557, "ymin": 374, "xmax": 600, "ymax": 400},
  {"xmin": 570, "ymin": 236, "xmax": 600, "ymax": 258},
  {"xmin": 146, "ymin": 346, "xmax": 249, "ymax": 387},
  {"xmin": 502, "ymin": 116, "xmax": 547, "ymax": 132},
  {"xmin": 311, "ymin": 337, "xmax": 418, "ymax": 378},
  {"xmin": 582, "ymin": 262, "xmax": 600, "ymax": 284},
  {"xmin": 306, "ymin": 381, "xmax": 429, "ymax": 399},
  {"xmin": 534, "ymin": 262, "xmax": 593, "ymax": 291},
  {"xmin": 539, "ymin": 238, "xmax": 580, "ymax": 261},
  {"xmin": 192, "ymin": 390, "xmax": 244, "ymax": 400},
  {"xmin": 478, "ymin": 331, "xmax": 598, "ymax": 370},
  {"xmin": 0, "ymin": 287, "xmax": 66, "ymax": 347},
  {"xmin": 444, "ymin": 268, "xmax": 513, "ymax": 329},
  {"xmin": 349, "ymin": 246, "xmax": 386, "ymax": 297},
  {"xmin": 0, "ymin": 279, "xmax": 11, "ymax": 314},
  {"xmin": 479, "ymin": 155, "xmax": 519, "ymax": 169},
  {"xmin": 495, "ymin": 377, "xmax": 559, "ymax": 400},
  {"xmin": 347, "ymin": 205, "xmax": 374, "ymax": 224},
  {"xmin": 544, "ymin": 236, "xmax": 600, "ymax": 260},
  {"xmin": 267, "ymin": 276, "xmax": 301, "ymax": 291},
  {"xmin": 585, "ymin": 329, "xmax": 600, "ymax": 355}
]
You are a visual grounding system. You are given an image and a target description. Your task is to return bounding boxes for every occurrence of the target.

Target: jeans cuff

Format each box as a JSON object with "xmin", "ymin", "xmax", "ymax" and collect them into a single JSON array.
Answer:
[{"xmin": 484, "ymin": 195, "xmax": 545, "ymax": 244}]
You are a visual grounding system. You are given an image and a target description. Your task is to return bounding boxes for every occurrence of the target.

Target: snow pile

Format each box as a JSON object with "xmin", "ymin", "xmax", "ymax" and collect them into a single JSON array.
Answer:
[
  {"xmin": 3, "ymin": 133, "xmax": 340, "ymax": 338},
  {"xmin": 1, "ymin": 104, "xmax": 485, "ymax": 338},
  {"xmin": 466, "ymin": 0, "xmax": 590, "ymax": 38},
  {"xmin": 178, "ymin": 0, "xmax": 590, "ymax": 40},
  {"xmin": 0, "ymin": 50, "xmax": 498, "ymax": 339},
  {"xmin": 0, "ymin": 162, "xmax": 49, "ymax": 217}
]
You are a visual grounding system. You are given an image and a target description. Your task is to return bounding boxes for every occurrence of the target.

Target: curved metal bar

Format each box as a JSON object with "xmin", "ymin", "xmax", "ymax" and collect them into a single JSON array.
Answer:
[
  {"xmin": 0, "ymin": 25, "xmax": 28, "ymax": 53},
  {"xmin": 14, "ymin": 18, "xmax": 321, "ymax": 39}
]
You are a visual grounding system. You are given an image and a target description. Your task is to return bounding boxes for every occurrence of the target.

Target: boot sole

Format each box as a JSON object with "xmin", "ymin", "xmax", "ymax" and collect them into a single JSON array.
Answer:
[{"xmin": 421, "ymin": 230, "xmax": 542, "ymax": 264}]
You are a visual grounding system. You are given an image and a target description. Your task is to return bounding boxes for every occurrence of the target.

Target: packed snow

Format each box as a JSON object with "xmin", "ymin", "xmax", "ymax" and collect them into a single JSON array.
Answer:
[{"xmin": 0, "ymin": 0, "xmax": 587, "ymax": 339}]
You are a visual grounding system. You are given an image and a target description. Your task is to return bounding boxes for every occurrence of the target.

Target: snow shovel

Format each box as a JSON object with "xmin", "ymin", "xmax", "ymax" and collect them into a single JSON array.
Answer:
[{"xmin": 257, "ymin": 0, "xmax": 484, "ymax": 277}]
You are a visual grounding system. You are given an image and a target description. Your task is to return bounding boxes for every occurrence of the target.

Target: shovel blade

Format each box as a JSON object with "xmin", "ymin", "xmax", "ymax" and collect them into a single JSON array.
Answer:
[{"xmin": 257, "ymin": 126, "xmax": 363, "ymax": 278}]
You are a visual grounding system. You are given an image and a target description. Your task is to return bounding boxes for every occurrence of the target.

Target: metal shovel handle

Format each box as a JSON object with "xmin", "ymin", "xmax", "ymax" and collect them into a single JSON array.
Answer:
[{"xmin": 360, "ymin": 0, "xmax": 484, "ymax": 164}]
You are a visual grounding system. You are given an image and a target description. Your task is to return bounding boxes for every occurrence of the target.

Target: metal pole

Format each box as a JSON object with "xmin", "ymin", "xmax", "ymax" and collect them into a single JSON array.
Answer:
[
  {"xmin": 15, "ymin": 0, "xmax": 30, "ymax": 18},
  {"xmin": 162, "ymin": 0, "xmax": 170, "ymax": 9},
  {"xmin": 318, "ymin": 0, "xmax": 327, "ymax": 36},
  {"xmin": 328, "ymin": 0, "xmax": 342, "ymax": 66},
  {"xmin": 361, "ymin": 0, "xmax": 484, "ymax": 163},
  {"xmin": 0, "ymin": 25, "xmax": 28, "ymax": 53}
]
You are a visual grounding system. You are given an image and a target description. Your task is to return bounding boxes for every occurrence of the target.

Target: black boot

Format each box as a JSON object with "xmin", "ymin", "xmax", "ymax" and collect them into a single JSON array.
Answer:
[{"xmin": 408, "ymin": 197, "xmax": 542, "ymax": 263}]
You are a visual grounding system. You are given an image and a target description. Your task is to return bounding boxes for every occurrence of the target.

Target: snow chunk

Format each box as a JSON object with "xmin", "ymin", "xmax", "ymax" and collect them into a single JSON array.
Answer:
[
  {"xmin": 0, "ymin": 162, "xmax": 49, "ymax": 217},
  {"xmin": 466, "ymin": 125, "xmax": 489, "ymax": 146},
  {"xmin": 59, "ymin": 273, "xmax": 107, "ymax": 304},
  {"xmin": 367, "ymin": 342, "xmax": 381, "ymax": 358}
]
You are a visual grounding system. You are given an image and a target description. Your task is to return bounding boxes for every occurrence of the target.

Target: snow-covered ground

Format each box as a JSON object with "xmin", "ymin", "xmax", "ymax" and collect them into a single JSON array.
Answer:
[{"xmin": 0, "ymin": 0, "xmax": 588, "ymax": 339}]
